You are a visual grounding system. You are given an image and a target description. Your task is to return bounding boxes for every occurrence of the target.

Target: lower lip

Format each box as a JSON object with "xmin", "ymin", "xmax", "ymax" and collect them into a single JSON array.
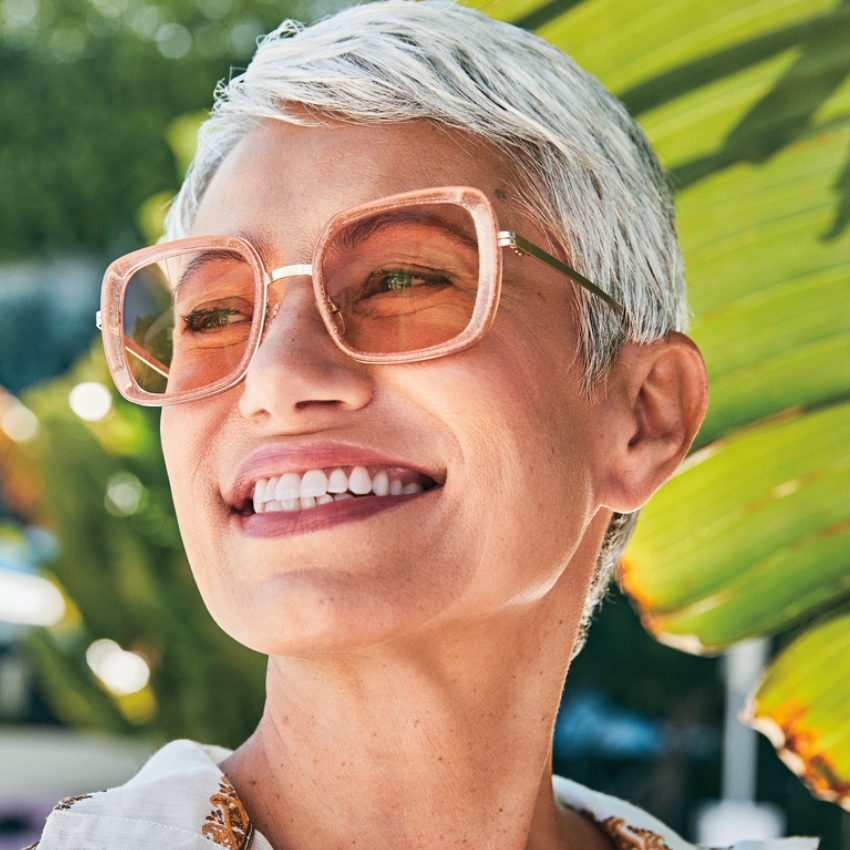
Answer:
[{"xmin": 235, "ymin": 489, "xmax": 434, "ymax": 538}]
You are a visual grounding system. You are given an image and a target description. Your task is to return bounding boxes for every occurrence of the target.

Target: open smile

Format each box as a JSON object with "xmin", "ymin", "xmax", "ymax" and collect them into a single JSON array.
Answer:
[
  {"xmin": 251, "ymin": 465, "xmax": 436, "ymax": 514},
  {"xmin": 226, "ymin": 445, "xmax": 443, "ymax": 536}
]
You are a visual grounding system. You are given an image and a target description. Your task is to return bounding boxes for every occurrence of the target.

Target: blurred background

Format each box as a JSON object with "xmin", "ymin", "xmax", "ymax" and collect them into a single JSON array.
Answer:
[{"xmin": 1, "ymin": 0, "xmax": 848, "ymax": 847}]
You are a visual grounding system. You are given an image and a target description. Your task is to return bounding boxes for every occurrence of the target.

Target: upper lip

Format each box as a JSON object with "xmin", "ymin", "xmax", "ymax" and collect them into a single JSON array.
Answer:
[{"xmin": 225, "ymin": 441, "xmax": 444, "ymax": 511}]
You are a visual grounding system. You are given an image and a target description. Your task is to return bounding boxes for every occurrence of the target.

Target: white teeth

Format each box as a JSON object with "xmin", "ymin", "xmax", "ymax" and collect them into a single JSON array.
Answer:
[
  {"xmin": 275, "ymin": 472, "xmax": 301, "ymax": 501},
  {"xmin": 372, "ymin": 470, "xmax": 389, "ymax": 496},
  {"xmin": 262, "ymin": 478, "xmax": 277, "ymax": 502},
  {"xmin": 251, "ymin": 466, "xmax": 430, "ymax": 513},
  {"xmin": 327, "ymin": 467, "xmax": 349, "ymax": 494},
  {"xmin": 349, "ymin": 466, "xmax": 372, "ymax": 495},
  {"xmin": 253, "ymin": 479, "xmax": 267, "ymax": 513},
  {"xmin": 300, "ymin": 469, "xmax": 328, "ymax": 498}
]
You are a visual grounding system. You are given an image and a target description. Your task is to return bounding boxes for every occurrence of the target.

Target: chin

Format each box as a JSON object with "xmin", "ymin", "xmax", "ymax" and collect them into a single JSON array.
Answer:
[{"xmin": 198, "ymin": 569, "xmax": 437, "ymax": 658}]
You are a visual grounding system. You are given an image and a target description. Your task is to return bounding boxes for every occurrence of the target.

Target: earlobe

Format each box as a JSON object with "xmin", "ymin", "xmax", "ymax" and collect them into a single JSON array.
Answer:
[{"xmin": 601, "ymin": 332, "xmax": 708, "ymax": 513}]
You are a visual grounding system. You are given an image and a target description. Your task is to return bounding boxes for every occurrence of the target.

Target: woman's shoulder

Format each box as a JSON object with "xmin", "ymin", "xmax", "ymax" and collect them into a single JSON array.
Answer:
[
  {"xmin": 28, "ymin": 740, "xmax": 271, "ymax": 850},
  {"xmin": 552, "ymin": 775, "xmax": 820, "ymax": 850}
]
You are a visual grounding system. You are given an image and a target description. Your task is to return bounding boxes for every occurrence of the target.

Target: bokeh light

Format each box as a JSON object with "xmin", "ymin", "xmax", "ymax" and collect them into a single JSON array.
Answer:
[
  {"xmin": 0, "ymin": 569, "xmax": 66, "ymax": 626},
  {"xmin": 105, "ymin": 472, "xmax": 145, "ymax": 516},
  {"xmin": 0, "ymin": 401, "xmax": 39, "ymax": 441},
  {"xmin": 68, "ymin": 381, "xmax": 112, "ymax": 421},
  {"xmin": 86, "ymin": 638, "xmax": 151, "ymax": 695}
]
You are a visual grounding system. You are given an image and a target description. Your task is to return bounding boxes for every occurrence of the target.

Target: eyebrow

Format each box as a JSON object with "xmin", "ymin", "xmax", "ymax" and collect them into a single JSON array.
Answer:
[
  {"xmin": 332, "ymin": 209, "xmax": 479, "ymax": 254},
  {"xmin": 173, "ymin": 250, "xmax": 247, "ymax": 298}
]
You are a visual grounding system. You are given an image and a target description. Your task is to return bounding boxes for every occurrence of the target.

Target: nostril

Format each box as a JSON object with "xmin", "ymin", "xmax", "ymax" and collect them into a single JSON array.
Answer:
[{"xmin": 294, "ymin": 398, "xmax": 343, "ymax": 410}]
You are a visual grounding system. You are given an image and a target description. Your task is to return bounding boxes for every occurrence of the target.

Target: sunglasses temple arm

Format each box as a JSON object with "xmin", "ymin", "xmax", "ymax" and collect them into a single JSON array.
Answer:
[
  {"xmin": 499, "ymin": 233, "xmax": 625, "ymax": 317},
  {"xmin": 123, "ymin": 336, "xmax": 170, "ymax": 378}
]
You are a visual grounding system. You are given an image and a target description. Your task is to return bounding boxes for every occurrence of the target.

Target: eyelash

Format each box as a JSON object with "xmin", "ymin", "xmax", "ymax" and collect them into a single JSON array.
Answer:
[
  {"xmin": 182, "ymin": 307, "xmax": 245, "ymax": 332},
  {"xmin": 364, "ymin": 267, "xmax": 452, "ymax": 296}
]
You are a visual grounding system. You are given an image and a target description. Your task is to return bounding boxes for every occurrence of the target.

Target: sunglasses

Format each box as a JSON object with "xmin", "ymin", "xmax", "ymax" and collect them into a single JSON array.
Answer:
[{"xmin": 98, "ymin": 186, "xmax": 624, "ymax": 406}]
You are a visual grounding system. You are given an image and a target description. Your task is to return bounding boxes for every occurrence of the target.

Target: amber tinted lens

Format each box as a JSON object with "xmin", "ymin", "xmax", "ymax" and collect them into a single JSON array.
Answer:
[
  {"xmin": 320, "ymin": 203, "xmax": 480, "ymax": 354},
  {"xmin": 121, "ymin": 249, "xmax": 258, "ymax": 396}
]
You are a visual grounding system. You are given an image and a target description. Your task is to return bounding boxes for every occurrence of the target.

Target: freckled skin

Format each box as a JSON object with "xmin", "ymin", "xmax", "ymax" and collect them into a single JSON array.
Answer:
[{"xmin": 159, "ymin": 118, "xmax": 706, "ymax": 850}]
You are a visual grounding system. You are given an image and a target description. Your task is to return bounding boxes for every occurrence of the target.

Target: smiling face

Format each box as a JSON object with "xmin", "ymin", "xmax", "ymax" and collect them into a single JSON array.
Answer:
[{"xmin": 160, "ymin": 118, "xmax": 620, "ymax": 657}]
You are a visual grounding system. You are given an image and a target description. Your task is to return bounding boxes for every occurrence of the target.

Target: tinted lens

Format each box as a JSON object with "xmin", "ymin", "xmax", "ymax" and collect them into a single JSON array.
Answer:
[
  {"xmin": 121, "ymin": 249, "xmax": 258, "ymax": 396},
  {"xmin": 320, "ymin": 203, "xmax": 480, "ymax": 354}
]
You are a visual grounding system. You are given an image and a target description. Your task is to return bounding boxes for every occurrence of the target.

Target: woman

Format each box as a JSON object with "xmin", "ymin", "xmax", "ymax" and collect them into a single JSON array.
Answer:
[{"xmin": 32, "ymin": 3, "xmax": 813, "ymax": 849}]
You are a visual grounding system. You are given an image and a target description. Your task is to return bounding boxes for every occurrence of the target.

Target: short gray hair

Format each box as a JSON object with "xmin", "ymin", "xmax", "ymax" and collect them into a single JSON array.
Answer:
[{"xmin": 166, "ymin": 0, "xmax": 689, "ymax": 647}]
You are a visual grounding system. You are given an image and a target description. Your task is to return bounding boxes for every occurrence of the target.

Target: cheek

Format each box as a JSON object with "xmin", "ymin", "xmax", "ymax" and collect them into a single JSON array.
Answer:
[
  {"xmin": 160, "ymin": 404, "xmax": 229, "ymax": 564},
  {"xmin": 161, "ymin": 398, "xmax": 232, "ymax": 491},
  {"xmin": 390, "ymin": 326, "xmax": 597, "ymax": 608},
  {"xmin": 160, "ymin": 407, "xmax": 199, "ymax": 508},
  {"xmin": 477, "ymin": 303, "xmax": 592, "ymax": 482},
  {"xmin": 161, "ymin": 404, "xmax": 257, "ymax": 639}
]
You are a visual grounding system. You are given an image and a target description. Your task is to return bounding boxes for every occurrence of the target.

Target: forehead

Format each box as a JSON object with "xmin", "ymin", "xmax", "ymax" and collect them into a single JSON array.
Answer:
[{"xmin": 190, "ymin": 118, "xmax": 519, "ymax": 256}]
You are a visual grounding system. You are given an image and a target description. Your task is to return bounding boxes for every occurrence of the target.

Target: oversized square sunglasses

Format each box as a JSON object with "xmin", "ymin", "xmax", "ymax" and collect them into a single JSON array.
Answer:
[{"xmin": 98, "ymin": 186, "xmax": 624, "ymax": 406}]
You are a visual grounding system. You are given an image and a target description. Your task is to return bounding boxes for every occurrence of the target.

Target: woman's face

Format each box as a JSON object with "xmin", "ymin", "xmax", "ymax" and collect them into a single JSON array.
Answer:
[{"xmin": 161, "ymin": 118, "xmax": 618, "ymax": 656}]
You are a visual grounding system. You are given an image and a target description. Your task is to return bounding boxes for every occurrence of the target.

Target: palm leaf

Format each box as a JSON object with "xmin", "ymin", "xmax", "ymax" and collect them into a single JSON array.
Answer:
[
  {"xmin": 479, "ymin": 0, "xmax": 850, "ymax": 805},
  {"xmin": 746, "ymin": 608, "xmax": 850, "ymax": 808}
]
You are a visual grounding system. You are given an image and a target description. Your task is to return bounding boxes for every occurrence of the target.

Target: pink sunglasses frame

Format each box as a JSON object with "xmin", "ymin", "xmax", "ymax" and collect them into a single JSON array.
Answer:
[{"xmin": 98, "ymin": 186, "xmax": 623, "ymax": 406}]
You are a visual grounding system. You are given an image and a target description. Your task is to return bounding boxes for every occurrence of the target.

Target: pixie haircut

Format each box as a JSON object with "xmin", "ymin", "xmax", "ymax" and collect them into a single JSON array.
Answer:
[{"xmin": 166, "ymin": 0, "xmax": 689, "ymax": 646}]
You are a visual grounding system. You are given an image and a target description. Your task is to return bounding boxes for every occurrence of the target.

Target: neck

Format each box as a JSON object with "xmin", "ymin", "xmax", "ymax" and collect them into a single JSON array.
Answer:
[{"xmin": 221, "ymin": 523, "xmax": 614, "ymax": 850}]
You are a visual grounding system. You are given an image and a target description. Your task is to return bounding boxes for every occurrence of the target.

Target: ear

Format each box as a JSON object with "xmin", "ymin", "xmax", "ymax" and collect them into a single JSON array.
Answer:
[{"xmin": 597, "ymin": 331, "xmax": 708, "ymax": 513}]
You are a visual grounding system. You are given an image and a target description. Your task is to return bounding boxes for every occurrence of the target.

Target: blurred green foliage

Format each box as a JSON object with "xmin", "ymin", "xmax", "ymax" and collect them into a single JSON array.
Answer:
[
  {"xmin": 0, "ymin": 0, "xmax": 335, "ymax": 259},
  {"xmin": 13, "ymin": 344, "xmax": 267, "ymax": 746}
]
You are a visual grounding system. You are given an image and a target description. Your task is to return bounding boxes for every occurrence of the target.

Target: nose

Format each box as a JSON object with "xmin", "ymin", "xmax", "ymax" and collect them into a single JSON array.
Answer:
[{"xmin": 237, "ymin": 278, "xmax": 374, "ymax": 427}]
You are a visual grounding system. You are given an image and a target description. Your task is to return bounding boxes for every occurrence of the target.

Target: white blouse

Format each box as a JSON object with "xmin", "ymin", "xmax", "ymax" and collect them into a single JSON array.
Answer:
[{"xmin": 30, "ymin": 739, "xmax": 819, "ymax": 850}]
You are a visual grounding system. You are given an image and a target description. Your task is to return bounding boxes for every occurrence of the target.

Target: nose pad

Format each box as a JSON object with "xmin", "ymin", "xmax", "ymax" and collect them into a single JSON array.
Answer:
[
  {"xmin": 327, "ymin": 298, "xmax": 346, "ymax": 336},
  {"xmin": 264, "ymin": 301, "xmax": 282, "ymax": 339}
]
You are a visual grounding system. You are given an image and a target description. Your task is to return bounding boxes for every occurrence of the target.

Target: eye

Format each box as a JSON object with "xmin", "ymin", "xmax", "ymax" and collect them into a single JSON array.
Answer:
[
  {"xmin": 370, "ymin": 267, "xmax": 452, "ymax": 295},
  {"xmin": 381, "ymin": 270, "xmax": 414, "ymax": 291},
  {"xmin": 182, "ymin": 306, "xmax": 250, "ymax": 332}
]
